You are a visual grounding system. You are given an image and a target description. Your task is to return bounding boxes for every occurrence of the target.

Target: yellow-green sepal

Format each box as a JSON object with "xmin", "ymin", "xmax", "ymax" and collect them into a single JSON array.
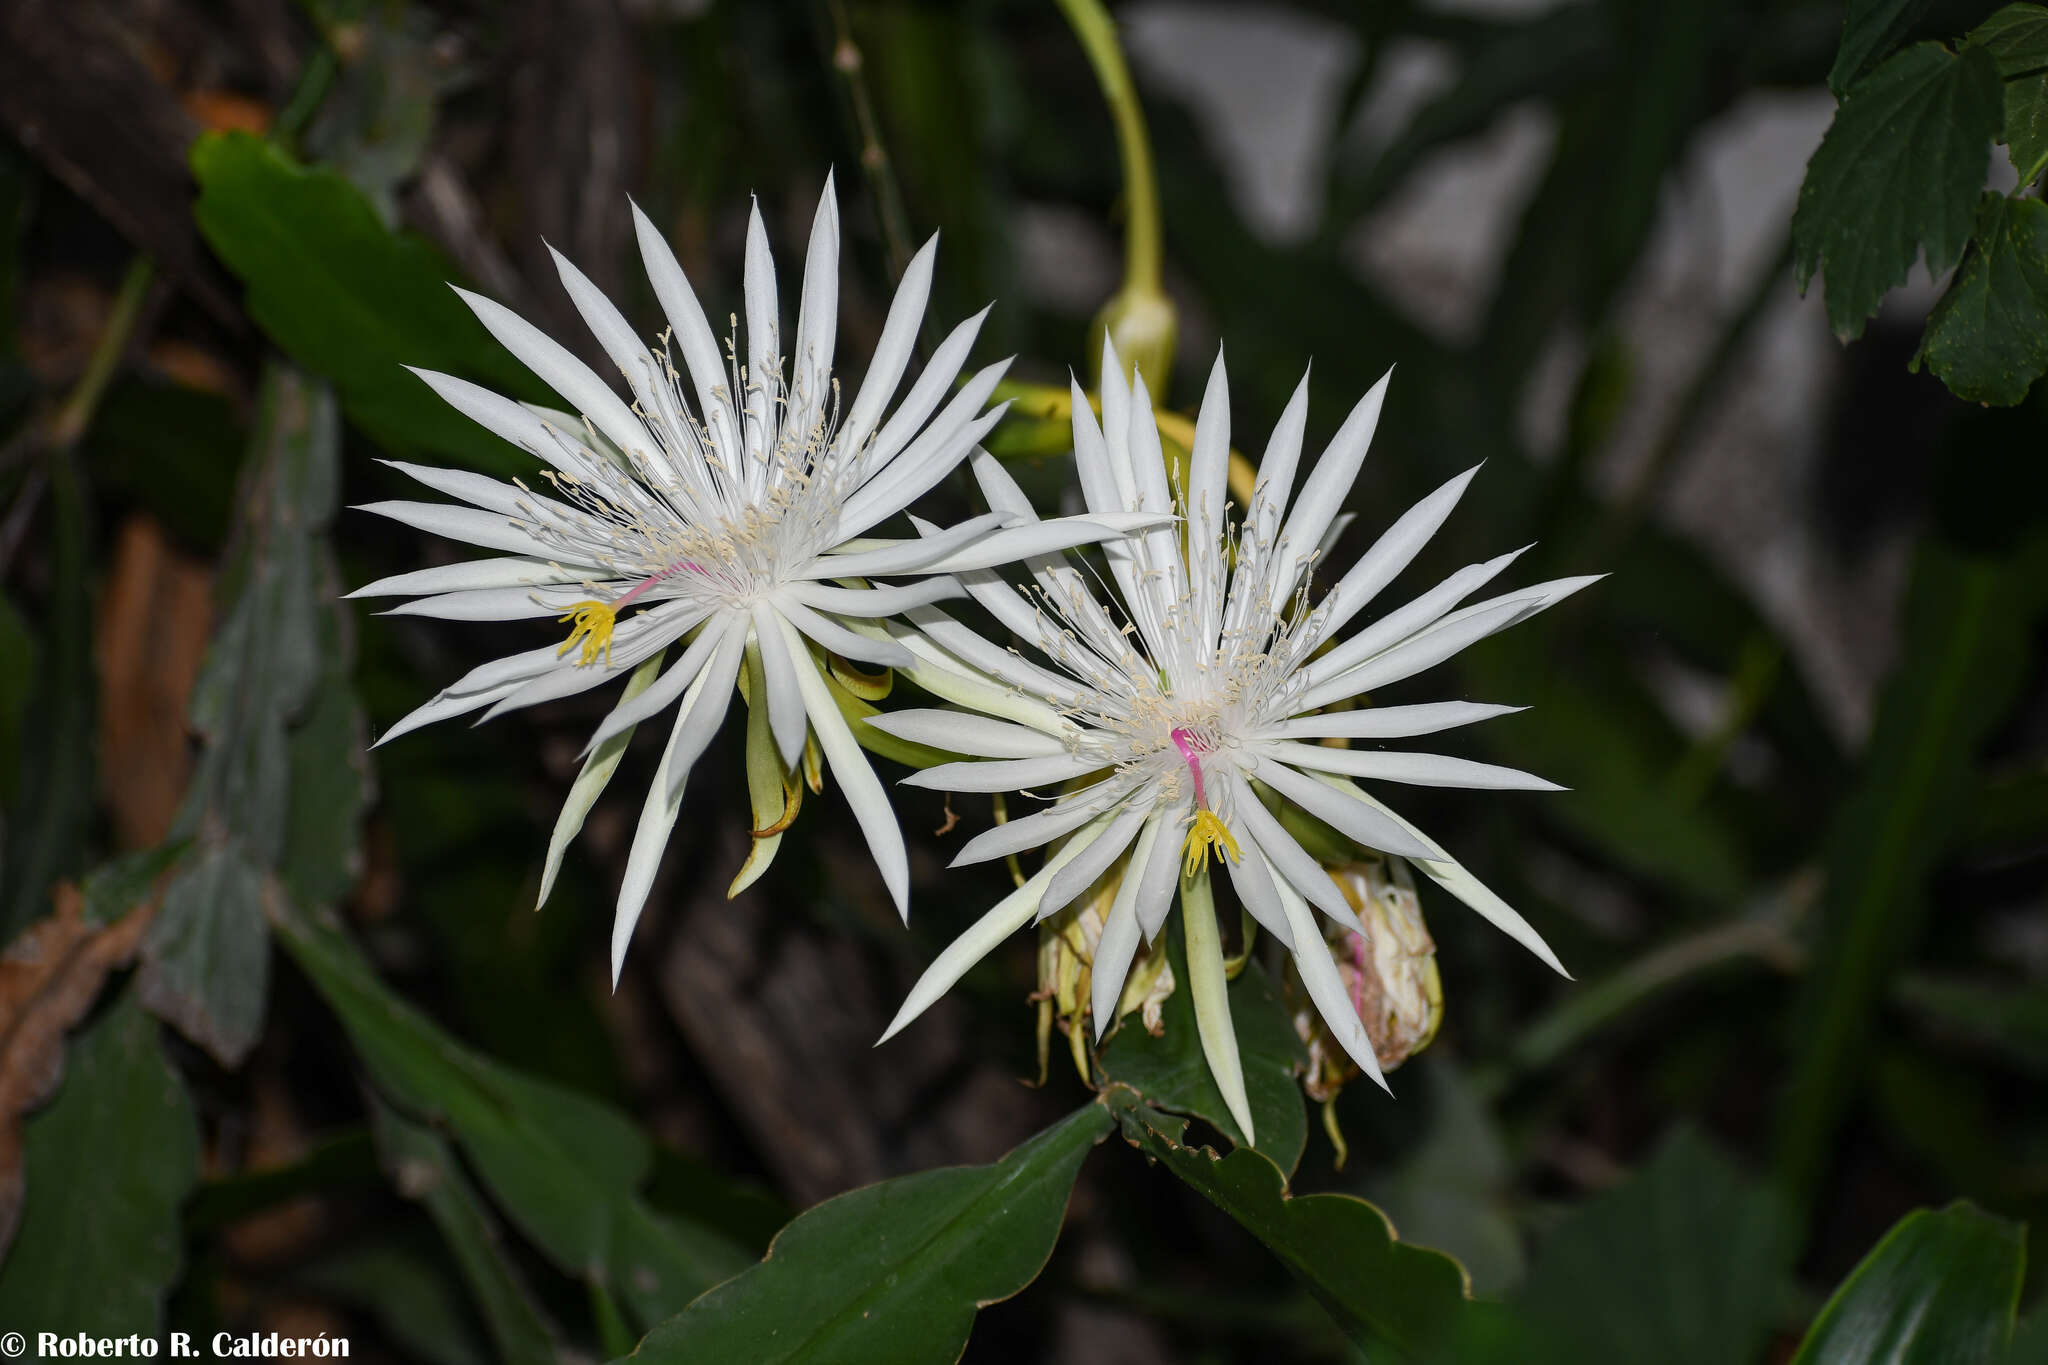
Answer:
[{"xmin": 730, "ymin": 637, "xmax": 802, "ymax": 898}]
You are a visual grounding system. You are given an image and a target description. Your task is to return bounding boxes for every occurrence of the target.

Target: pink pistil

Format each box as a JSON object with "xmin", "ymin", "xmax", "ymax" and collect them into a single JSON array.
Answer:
[
  {"xmin": 1170, "ymin": 727, "xmax": 1208, "ymax": 809},
  {"xmin": 610, "ymin": 560, "xmax": 703, "ymax": 610}
]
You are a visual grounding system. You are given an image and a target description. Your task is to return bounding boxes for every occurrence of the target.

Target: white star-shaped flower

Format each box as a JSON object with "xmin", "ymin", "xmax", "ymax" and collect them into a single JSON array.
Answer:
[
  {"xmin": 350, "ymin": 179, "xmax": 1164, "ymax": 979},
  {"xmin": 868, "ymin": 342, "xmax": 1596, "ymax": 1141}
]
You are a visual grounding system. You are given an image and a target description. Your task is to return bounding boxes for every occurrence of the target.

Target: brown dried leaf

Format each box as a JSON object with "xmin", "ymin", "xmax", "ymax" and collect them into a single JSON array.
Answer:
[
  {"xmin": 96, "ymin": 516, "xmax": 214, "ymax": 850},
  {"xmin": 0, "ymin": 882, "xmax": 159, "ymax": 1249}
]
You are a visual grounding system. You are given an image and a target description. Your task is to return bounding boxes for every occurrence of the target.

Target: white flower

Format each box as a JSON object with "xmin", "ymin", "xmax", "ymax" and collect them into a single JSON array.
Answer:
[
  {"xmin": 868, "ymin": 341, "xmax": 1596, "ymax": 1142},
  {"xmin": 350, "ymin": 178, "xmax": 1164, "ymax": 980}
]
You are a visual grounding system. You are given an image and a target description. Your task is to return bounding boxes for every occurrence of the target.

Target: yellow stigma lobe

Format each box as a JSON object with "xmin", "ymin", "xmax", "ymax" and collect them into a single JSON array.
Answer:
[
  {"xmin": 557, "ymin": 600, "xmax": 618, "ymax": 667},
  {"xmin": 1182, "ymin": 807, "xmax": 1242, "ymax": 878}
]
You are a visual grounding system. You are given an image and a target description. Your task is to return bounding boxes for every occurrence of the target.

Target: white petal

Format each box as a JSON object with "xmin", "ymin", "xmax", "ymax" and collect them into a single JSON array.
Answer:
[
  {"xmin": 1268, "ymin": 368, "xmax": 1390, "ymax": 603},
  {"xmin": 540, "ymin": 649, "xmax": 666, "ymax": 910},
  {"xmin": 1180, "ymin": 865, "xmax": 1255, "ymax": 1145},
  {"xmin": 742, "ymin": 198, "xmax": 782, "ymax": 460},
  {"xmin": 355, "ymin": 500, "xmax": 557, "ymax": 560},
  {"xmin": 906, "ymin": 516, "xmax": 1173, "ymax": 576},
  {"xmin": 775, "ymin": 596, "xmax": 916, "ymax": 670},
  {"xmin": 1302, "ymin": 546, "xmax": 1527, "ymax": 688},
  {"xmin": 1273, "ymin": 874, "xmax": 1388, "ymax": 1092},
  {"xmin": 1228, "ymin": 787, "xmax": 1364, "ymax": 933},
  {"xmin": 903, "ymin": 753, "xmax": 1106, "ymax": 794},
  {"xmin": 1259, "ymin": 741, "xmax": 1564, "ymax": 791},
  {"xmin": 751, "ymin": 602, "xmax": 810, "ymax": 770},
  {"xmin": 1312, "ymin": 465, "xmax": 1481, "ymax": 642},
  {"xmin": 1264, "ymin": 702, "xmax": 1525, "ymax": 742},
  {"xmin": 1036, "ymin": 798, "xmax": 1152, "ymax": 922},
  {"xmin": 1293, "ymin": 598, "xmax": 1535, "ymax": 715},
  {"xmin": 1133, "ymin": 801, "xmax": 1186, "ymax": 941},
  {"xmin": 839, "ymin": 233, "xmax": 937, "ymax": 459},
  {"xmin": 611, "ymin": 635, "xmax": 744, "ymax": 983},
  {"xmin": 407, "ymin": 368, "xmax": 585, "ymax": 475},
  {"xmin": 1222, "ymin": 835, "xmax": 1296, "ymax": 952},
  {"xmin": 349, "ymin": 557, "xmax": 589, "ymax": 599},
  {"xmin": 630, "ymin": 198, "xmax": 741, "ymax": 448},
  {"xmin": 948, "ymin": 788, "xmax": 1119, "ymax": 867},
  {"xmin": 878, "ymin": 811, "xmax": 1117, "ymax": 1043},
  {"xmin": 1251, "ymin": 756, "xmax": 1438, "ymax": 861},
  {"xmin": 806, "ymin": 511, "xmax": 1009, "ymax": 579},
  {"xmin": 383, "ymin": 584, "xmax": 603, "ymax": 621},
  {"xmin": 453, "ymin": 286, "xmax": 654, "ymax": 463},
  {"xmin": 784, "ymin": 172, "xmax": 839, "ymax": 448},
  {"xmin": 867, "ymin": 306, "xmax": 990, "ymax": 469},
  {"xmin": 777, "ymin": 612, "xmax": 910, "ymax": 918},
  {"xmin": 1091, "ymin": 813, "xmax": 1163, "ymax": 1040},
  {"xmin": 586, "ymin": 615, "xmax": 736, "ymax": 750},
  {"xmin": 787, "ymin": 579, "xmax": 964, "ymax": 618},
  {"xmin": 1334, "ymin": 778, "xmax": 1568, "ymax": 977},
  {"xmin": 863, "ymin": 709, "xmax": 1067, "ymax": 759},
  {"xmin": 549, "ymin": 243, "xmax": 665, "ymax": 418}
]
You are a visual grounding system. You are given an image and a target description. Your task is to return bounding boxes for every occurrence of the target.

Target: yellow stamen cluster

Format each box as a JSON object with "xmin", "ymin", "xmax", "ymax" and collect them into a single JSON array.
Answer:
[
  {"xmin": 557, "ymin": 600, "xmax": 619, "ymax": 667},
  {"xmin": 1181, "ymin": 807, "xmax": 1242, "ymax": 878}
]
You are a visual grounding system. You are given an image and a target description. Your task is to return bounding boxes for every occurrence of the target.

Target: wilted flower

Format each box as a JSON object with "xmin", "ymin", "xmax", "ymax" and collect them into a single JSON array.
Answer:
[
  {"xmin": 869, "ymin": 341, "xmax": 1591, "ymax": 1141},
  {"xmin": 351, "ymin": 178, "xmax": 1162, "ymax": 979},
  {"xmin": 1035, "ymin": 853, "xmax": 1176, "ymax": 1084},
  {"xmin": 1291, "ymin": 858, "xmax": 1443, "ymax": 1107}
]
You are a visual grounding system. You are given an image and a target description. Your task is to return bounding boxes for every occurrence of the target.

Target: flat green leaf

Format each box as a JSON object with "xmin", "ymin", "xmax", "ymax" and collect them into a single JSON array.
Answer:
[
  {"xmin": 143, "ymin": 366, "xmax": 356, "ymax": 1066},
  {"xmin": 0, "ymin": 991, "xmax": 198, "ymax": 1335},
  {"xmin": 191, "ymin": 130, "xmax": 544, "ymax": 475},
  {"xmin": 1511, "ymin": 1128, "xmax": 1790, "ymax": 1365},
  {"xmin": 1793, "ymin": 42, "xmax": 2002, "ymax": 341},
  {"xmin": 137, "ymin": 842, "xmax": 272, "ymax": 1066},
  {"xmin": 1775, "ymin": 535, "xmax": 2048, "ymax": 1206},
  {"xmin": 271, "ymin": 898, "xmax": 751, "ymax": 1329},
  {"xmin": 1789, "ymin": 1203, "xmax": 2024, "ymax": 1365},
  {"xmin": 1916, "ymin": 193, "xmax": 2048, "ymax": 404},
  {"xmin": 1097, "ymin": 928, "xmax": 1309, "ymax": 1177},
  {"xmin": 624, "ymin": 1103, "xmax": 1111, "ymax": 1365},
  {"xmin": 298, "ymin": 1232, "xmax": 492, "ymax": 1365},
  {"xmin": 1830, "ymin": 0, "xmax": 1940, "ymax": 94},
  {"xmin": 80, "ymin": 842, "xmax": 191, "ymax": 927},
  {"xmin": 371, "ymin": 1101, "xmax": 562, "ymax": 1365},
  {"xmin": 1967, "ymin": 4, "xmax": 2048, "ymax": 186},
  {"xmin": 1111, "ymin": 1097, "xmax": 1472, "ymax": 1361}
]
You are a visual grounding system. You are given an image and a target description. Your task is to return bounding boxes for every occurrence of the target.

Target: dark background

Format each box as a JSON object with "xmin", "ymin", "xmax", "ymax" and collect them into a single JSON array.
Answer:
[{"xmin": 0, "ymin": 0, "xmax": 2044, "ymax": 1361}]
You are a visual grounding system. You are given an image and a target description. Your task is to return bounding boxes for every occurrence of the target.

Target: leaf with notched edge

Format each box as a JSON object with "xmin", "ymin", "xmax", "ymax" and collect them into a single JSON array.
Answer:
[
  {"xmin": 1968, "ymin": 4, "xmax": 2048, "ymax": 187},
  {"xmin": 1793, "ymin": 42, "xmax": 2002, "ymax": 341},
  {"xmin": 1917, "ymin": 192, "xmax": 2048, "ymax": 404}
]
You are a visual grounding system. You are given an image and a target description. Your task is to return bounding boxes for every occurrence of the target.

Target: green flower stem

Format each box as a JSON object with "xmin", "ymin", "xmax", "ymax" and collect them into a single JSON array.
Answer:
[
  {"xmin": 1180, "ymin": 864, "xmax": 1255, "ymax": 1145},
  {"xmin": 1054, "ymin": 0, "xmax": 1161, "ymax": 296},
  {"xmin": 819, "ymin": 0, "xmax": 918, "ymax": 282},
  {"xmin": 49, "ymin": 255, "xmax": 154, "ymax": 451}
]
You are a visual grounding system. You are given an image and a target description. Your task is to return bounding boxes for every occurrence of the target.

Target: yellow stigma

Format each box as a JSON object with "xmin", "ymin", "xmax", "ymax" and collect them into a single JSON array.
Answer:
[
  {"xmin": 1181, "ymin": 808, "xmax": 1242, "ymax": 878},
  {"xmin": 557, "ymin": 600, "xmax": 618, "ymax": 667}
]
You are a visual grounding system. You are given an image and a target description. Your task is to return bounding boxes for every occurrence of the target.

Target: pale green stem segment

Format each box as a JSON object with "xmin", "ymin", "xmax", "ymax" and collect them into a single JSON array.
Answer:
[
  {"xmin": 538, "ymin": 648, "xmax": 666, "ymax": 909},
  {"xmin": 1180, "ymin": 863, "xmax": 1254, "ymax": 1146},
  {"xmin": 1055, "ymin": 0, "xmax": 1161, "ymax": 294},
  {"xmin": 731, "ymin": 637, "xmax": 791, "ymax": 897}
]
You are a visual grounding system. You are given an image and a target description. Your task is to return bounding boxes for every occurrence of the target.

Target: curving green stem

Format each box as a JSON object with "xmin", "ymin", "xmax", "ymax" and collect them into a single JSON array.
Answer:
[{"xmin": 1054, "ymin": 0, "xmax": 1162, "ymax": 295}]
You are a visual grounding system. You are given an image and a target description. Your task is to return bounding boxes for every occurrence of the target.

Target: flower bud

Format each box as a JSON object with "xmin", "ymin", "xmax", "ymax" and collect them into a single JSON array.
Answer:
[
  {"xmin": 1088, "ymin": 286, "xmax": 1178, "ymax": 397},
  {"xmin": 1290, "ymin": 858, "xmax": 1443, "ymax": 1104}
]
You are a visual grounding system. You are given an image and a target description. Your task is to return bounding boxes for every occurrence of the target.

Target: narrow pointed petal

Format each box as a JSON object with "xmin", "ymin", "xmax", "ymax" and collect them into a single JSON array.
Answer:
[
  {"xmin": 774, "ymin": 596, "xmax": 916, "ymax": 671},
  {"xmin": 1269, "ymin": 367, "xmax": 1390, "ymax": 601},
  {"xmin": 879, "ymin": 812, "xmax": 1117, "ymax": 1044},
  {"xmin": 349, "ymin": 556, "xmax": 588, "ymax": 599},
  {"xmin": 541, "ymin": 649, "xmax": 666, "ymax": 909},
  {"xmin": 1091, "ymin": 813, "xmax": 1164, "ymax": 1040},
  {"xmin": 1228, "ymin": 787, "xmax": 1364, "ymax": 933},
  {"xmin": 1264, "ymin": 702, "xmax": 1524, "ymax": 742},
  {"xmin": 1260, "ymin": 741, "xmax": 1565, "ymax": 791},
  {"xmin": 777, "ymin": 612, "xmax": 911, "ymax": 918},
  {"xmin": 1274, "ymin": 875, "xmax": 1389, "ymax": 1092},
  {"xmin": 355, "ymin": 501, "xmax": 558, "ymax": 560},
  {"xmin": 863, "ymin": 709, "xmax": 1068, "ymax": 759},
  {"xmin": 1312, "ymin": 465, "xmax": 1481, "ymax": 642},
  {"xmin": 904, "ymin": 753, "xmax": 1106, "ymax": 794},
  {"xmin": 453, "ymin": 286, "xmax": 654, "ymax": 462},
  {"xmin": 630, "ymin": 198, "xmax": 740, "ymax": 444},
  {"xmin": 1036, "ymin": 799, "xmax": 1151, "ymax": 922},
  {"xmin": 948, "ymin": 789, "xmax": 1119, "ymax": 867},
  {"xmin": 751, "ymin": 603, "xmax": 810, "ymax": 770},
  {"xmin": 585, "ymin": 615, "xmax": 735, "ymax": 751},
  {"xmin": 784, "ymin": 172, "xmax": 839, "ymax": 446},
  {"xmin": 1222, "ymin": 836, "xmax": 1296, "ymax": 952},
  {"xmin": 840, "ymin": 233, "xmax": 936, "ymax": 458},
  {"xmin": 1251, "ymin": 756, "xmax": 1438, "ymax": 861}
]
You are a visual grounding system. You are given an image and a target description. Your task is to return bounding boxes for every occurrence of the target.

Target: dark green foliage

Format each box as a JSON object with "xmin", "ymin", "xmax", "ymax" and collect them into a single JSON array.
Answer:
[
  {"xmin": 1788, "ymin": 1203, "xmax": 2025, "ymax": 1365},
  {"xmin": 1793, "ymin": 42, "xmax": 2002, "ymax": 342},
  {"xmin": 623, "ymin": 1104, "xmax": 1111, "ymax": 1365},
  {"xmin": 0, "ymin": 991, "xmax": 198, "ymax": 1336},
  {"xmin": 1916, "ymin": 193, "xmax": 2048, "ymax": 403}
]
